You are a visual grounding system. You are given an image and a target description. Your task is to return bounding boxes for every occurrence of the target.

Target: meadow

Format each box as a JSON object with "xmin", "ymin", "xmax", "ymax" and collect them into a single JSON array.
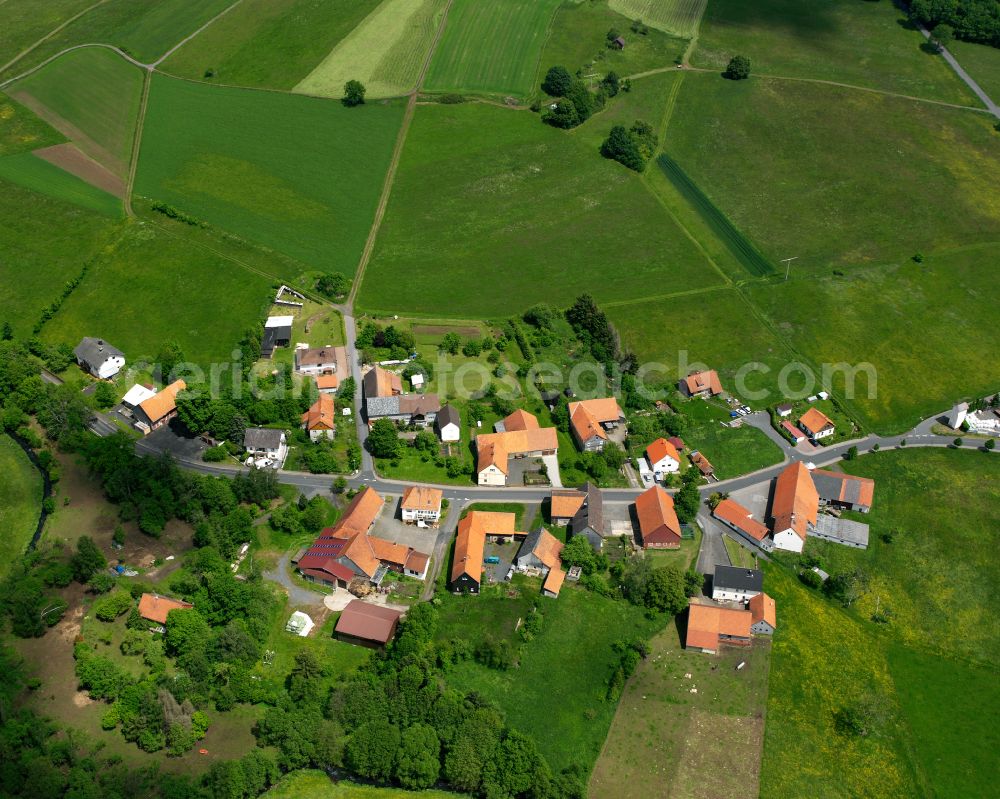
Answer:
[
  {"xmin": 424, "ymin": 0, "xmax": 562, "ymax": 98},
  {"xmin": 693, "ymin": 0, "xmax": 974, "ymax": 105},
  {"xmin": 161, "ymin": 0, "xmax": 383, "ymax": 90},
  {"xmin": 294, "ymin": 0, "xmax": 448, "ymax": 98},
  {"xmin": 264, "ymin": 771, "xmax": 461, "ymax": 798},
  {"xmin": 0, "ymin": 92, "xmax": 64, "ymax": 156},
  {"xmin": 0, "ymin": 150, "xmax": 121, "ymax": 216},
  {"xmin": 136, "ymin": 74, "xmax": 405, "ymax": 277},
  {"xmin": 685, "ymin": 422, "xmax": 783, "ymax": 480},
  {"xmin": 609, "ymin": 0, "xmax": 707, "ymax": 38},
  {"xmin": 358, "ymin": 102, "xmax": 722, "ymax": 317},
  {"xmin": 948, "ymin": 39, "xmax": 1000, "ymax": 101},
  {"xmin": 747, "ymin": 246, "xmax": 1000, "ymax": 433},
  {"xmin": 0, "ymin": 435, "xmax": 42, "ymax": 580},
  {"xmin": 0, "ymin": 0, "xmax": 96, "ymax": 69},
  {"xmin": 9, "ymin": 46, "xmax": 143, "ymax": 177}
]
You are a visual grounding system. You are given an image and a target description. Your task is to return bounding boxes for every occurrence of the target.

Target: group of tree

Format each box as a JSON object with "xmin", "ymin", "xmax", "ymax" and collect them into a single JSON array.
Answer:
[
  {"xmin": 565, "ymin": 293, "xmax": 620, "ymax": 363},
  {"xmin": 909, "ymin": 0, "xmax": 1000, "ymax": 49},
  {"xmin": 357, "ymin": 321, "xmax": 415, "ymax": 361},
  {"xmin": 540, "ymin": 65, "xmax": 617, "ymax": 129},
  {"xmin": 342, "ymin": 79, "xmax": 366, "ymax": 106},
  {"xmin": 315, "ymin": 272, "xmax": 350, "ymax": 299},
  {"xmin": 600, "ymin": 119, "xmax": 658, "ymax": 172}
]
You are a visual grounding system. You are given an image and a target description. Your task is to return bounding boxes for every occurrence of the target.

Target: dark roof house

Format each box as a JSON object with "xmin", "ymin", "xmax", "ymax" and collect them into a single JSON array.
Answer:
[
  {"xmin": 244, "ymin": 428, "xmax": 285, "ymax": 451},
  {"xmin": 569, "ymin": 482, "xmax": 604, "ymax": 550},
  {"xmin": 74, "ymin": 337, "xmax": 125, "ymax": 378},
  {"xmin": 713, "ymin": 565, "xmax": 763, "ymax": 595}
]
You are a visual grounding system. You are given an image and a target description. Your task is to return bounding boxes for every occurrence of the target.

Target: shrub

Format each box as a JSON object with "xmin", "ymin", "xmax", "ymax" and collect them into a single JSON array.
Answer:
[
  {"xmin": 94, "ymin": 591, "xmax": 133, "ymax": 622},
  {"xmin": 541, "ymin": 65, "xmax": 572, "ymax": 97},
  {"xmin": 343, "ymin": 79, "xmax": 366, "ymax": 107}
]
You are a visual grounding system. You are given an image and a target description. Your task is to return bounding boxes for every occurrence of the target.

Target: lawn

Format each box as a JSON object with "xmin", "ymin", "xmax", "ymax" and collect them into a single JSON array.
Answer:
[
  {"xmin": 358, "ymin": 102, "xmax": 721, "ymax": 317},
  {"xmin": 40, "ymin": 220, "xmax": 274, "ymax": 368},
  {"xmin": 948, "ymin": 39, "xmax": 1000, "ymax": 102},
  {"xmin": 294, "ymin": 0, "xmax": 449, "ymax": 98},
  {"xmin": 0, "ymin": 92, "xmax": 64, "ymax": 156},
  {"xmin": 264, "ymin": 770, "xmax": 462, "ymax": 798},
  {"xmin": 0, "ymin": 178, "xmax": 119, "ymax": 337},
  {"xmin": 665, "ymin": 73, "xmax": 1000, "ymax": 270},
  {"xmin": 685, "ymin": 422, "xmax": 784, "ymax": 480},
  {"xmin": 609, "ymin": 0, "xmax": 707, "ymax": 38},
  {"xmin": 747, "ymin": 246, "xmax": 1000, "ymax": 434},
  {"xmin": 722, "ymin": 532, "xmax": 755, "ymax": 569},
  {"xmin": 136, "ymin": 74, "xmax": 405, "ymax": 277},
  {"xmin": 0, "ymin": 435, "xmax": 42, "ymax": 579},
  {"xmin": 434, "ymin": 582, "xmax": 664, "ymax": 772},
  {"xmin": 424, "ymin": 0, "xmax": 562, "ymax": 98},
  {"xmin": 693, "ymin": 0, "xmax": 974, "ymax": 105},
  {"xmin": 0, "ymin": 150, "xmax": 121, "ymax": 216},
  {"xmin": 9, "ymin": 46, "xmax": 144, "ymax": 177},
  {"xmin": 161, "ymin": 0, "xmax": 383, "ymax": 90},
  {"xmin": 0, "ymin": 0, "xmax": 236, "ymax": 80}
]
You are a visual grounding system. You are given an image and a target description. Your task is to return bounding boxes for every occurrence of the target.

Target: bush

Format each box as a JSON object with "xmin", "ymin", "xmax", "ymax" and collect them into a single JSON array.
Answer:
[
  {"xmin": 799, "ymin": 569, "xmax": 823, "ymax": 589},
  {"xmin": 94, "ymin": 591, "xmax": 133, "ymax": 622},
  {"xmin": 541, "ymin": 65, "xmax": 572, "ymax": 97},
  {"xmin": 343, "ymin": 79, "xmax": 366, "ymax": 107}
]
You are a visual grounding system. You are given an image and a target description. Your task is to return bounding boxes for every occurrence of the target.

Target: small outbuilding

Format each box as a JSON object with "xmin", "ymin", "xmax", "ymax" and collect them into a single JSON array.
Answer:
[
  {"xmin": 335, "ymin": 600, "xmax": 403, "ymax": 648},
  {"xmin": 286, "ymin": 611, "xmax": 315, "ymax": 637}
]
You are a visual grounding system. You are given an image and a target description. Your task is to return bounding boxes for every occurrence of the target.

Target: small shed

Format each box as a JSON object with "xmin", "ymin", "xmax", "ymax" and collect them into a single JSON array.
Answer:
[{"xmin": 613, "ymin": 36, "xmax": 626, "ymax": 49}]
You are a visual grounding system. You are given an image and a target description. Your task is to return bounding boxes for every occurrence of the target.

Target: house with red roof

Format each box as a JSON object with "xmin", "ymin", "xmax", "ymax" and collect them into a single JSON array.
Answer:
[
  {"xmin": 634, "ymin": 485, "xmax": 681, "ymax": 549},
  {"xmin": 645, "ymin": 437, "xmax": 681, "ymax": 478},
  {"xmin": 567, "ymin": 398, "xmax": 624, "ymax": 452}
]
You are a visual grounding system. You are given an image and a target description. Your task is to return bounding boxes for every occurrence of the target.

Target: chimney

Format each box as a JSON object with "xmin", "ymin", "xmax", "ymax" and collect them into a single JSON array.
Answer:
[{"xmin": 97, "ymin": 339, "xmax": 104, "ymax": 352}]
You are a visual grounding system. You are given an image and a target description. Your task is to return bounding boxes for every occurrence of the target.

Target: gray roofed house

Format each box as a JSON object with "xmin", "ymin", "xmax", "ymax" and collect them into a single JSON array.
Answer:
[
  {"xmin": 712, "ymin": 565, "xmax": 763, "ymax": 602},
  {"xmin": 515, "ymin": 529, "xmax": 547, "ymax": 570},
  {"xmin": 569, "ymin": 482, "xmax": 604, "ymax": 550},
  {"xmin": 244, "ymin": 428, "xmax": 285, "ymax": 450},
  {"xmin": 435, "ymin": 404, "xmax": 461, "ymax": 442},
  {"xmin": 810, "ymin": 469, "xmax": 874, "ymax": 513},
  {"xmin": 366, "ymin": 394, "xmax": 440, "ymax": 427},
  {"xmin": 74, "ymin": 337, "xmax": 125, "ymax": 379},
  {"xmin": 261, "ymin": 317, "xmax": 292, "ymax": 359}
]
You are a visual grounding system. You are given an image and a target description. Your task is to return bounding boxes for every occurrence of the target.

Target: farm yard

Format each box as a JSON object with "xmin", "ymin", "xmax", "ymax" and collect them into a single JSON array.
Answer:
[
  {"xmin": 136, "ymin": 74, "xmax": 405, "ymax": 277},
  {"xmin": 424, "ymin": 0, "xmax": 562, "ymax": 98},
  {"xmin": 293, "ymin": 0, "xmax": 449, "ymax": 99},
  {"xmin": 609, "ymin": 0, "xmax": 707, "ymax": 38},
  {"xmin": 161, "ymin": 0, "xmax": 384, "ymax": 90}
]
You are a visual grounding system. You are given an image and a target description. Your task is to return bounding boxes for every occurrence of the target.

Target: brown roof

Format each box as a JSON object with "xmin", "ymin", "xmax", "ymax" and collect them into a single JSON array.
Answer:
[
  {"xmin": 530, "ymin": 529, "xmax": 564, "ymax": 571},
  {"xmin": 137, "ymin": 593, "xmax": 193, "ymax": 625},
  {"xmin": 404, "ymin": 550, "xmax": 429, "ymax": 574},
  {"xmin": 335, "ymin": 487, "xmax": 384, "ymax": 537},
  {"xmin": 302, "ymin": 393, "xmax": 336, "ymax": 431},
  {"xmin": 646, "ymin": 437, "xmax": 681, "ymax": 466},
  {"xmin": 686, "ymin": 600, "xmax": 752, "ymax": 650},
  {"xmin": 690, "ymin": 451, "xmax": 714, "ymax": 476},
  {"xmin": 811, "ymin": 469, "xmax": 875, "ymax": 508},
  {"xmin": 297, "ymin": 345, "xmax": 347, "ymax": 369},
  {"xmin": 781, "ymin": 420, "xmax": 805, "ymax": 439},
  {"xmin": 398, "ymin": 394, "xmax": 440, "ymax": 415},
  {"xmin": 315, "ymin": 374, "xmax": 339, "ymax": 390},
  {"xmin": 335, "ymin": 600, "xmax": 402, "ymax": 644},
  {"xmin": 550, "ymin": 489, "xmax": 586, "ymax": 519},
  {"xmin": 749, "ymin": 592, "xmax": 777, "ymax": 629},
  {"xmin": 138, "ymin": 379, "xmax": 186, "ymax": 424},
  {"xmin": 502, "ymin": 409, "xmax": 539, "ymax": 431},
  {"xmin": 542, "ymin": 566, "xmax": 566, "ymax": 596},
  {"xmin": 476, "ymin": 438, "xmax": 507, "ymax": 475},
  {"xmin": 364, "ymin": 366, "xmax": 402, "ymax": 398},
  {"xmin": 401, "ymin": 486, "xmax": 442, "ymax": 512},
  {"xmin": 568, "ymin": 398, "xmax": 622, "ymax": 444},
  {"xmin": 476, "ymin": 428, "xmax": 558, "ymax": 474},
  {"xmin": 451, "ymin": 511, "xmax": 524, "ymax": 585},
  {"xmin": 668, "ymin": 436, "xmax": 685, "ymax": 450},
  {"xmin": 713, "ymin": 498, "xmax": 768, "ymax": 542},
  {"xmin": 799, "ymin": 407, "xmax": 835, "ymax": 435},
  {"xmin": 684, "ymin": 370, "xmax": 723, "ymax": 395},
  {"xmin": 635, "ymin": 485, "xmax": 681, "ymax": 547},
  {"xmin": 771, "ymin": 462, "xmax": 819, "ymax": 541}
]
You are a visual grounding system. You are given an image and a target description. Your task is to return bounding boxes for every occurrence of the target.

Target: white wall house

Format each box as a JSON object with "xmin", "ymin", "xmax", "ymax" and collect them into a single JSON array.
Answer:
[
  {"xmin": 771, "ymin": 527, "xmax": 805, "ymax": 553},
  {"xmin": 401, "ymin": 486, "xmax": 443, "ymax": 524},
  {"xmin": 648, "ymin": 451, "xmax": 680, "ymax": 477},
  {"xmin": 244, "ymin": 428, "xmax": 288, "ymax": 468},
  {"xmin": 966, "ymin": 408, "xmax": 1000, "ymax": 433},
  {"xmin": 711, "ymin": 566, "xmax": 763, "ymax": 603},
  {"xmin": 477, "ymin": 463, "xmax": 507, "ymax": 487},
  {"xmin": 435, "ymin": 405, "xmax": 461, "ymax": 442},
  {"xmin": 74, "ymin": 337, "xmax": 125, "ymax": 379}
]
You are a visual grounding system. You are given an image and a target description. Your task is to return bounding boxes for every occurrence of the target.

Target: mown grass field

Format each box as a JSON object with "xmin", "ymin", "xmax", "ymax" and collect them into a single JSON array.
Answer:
[
  {"xmin": 264, "ymin": 770, "xmax": 462, "ymax": 798},
  {"xmin": 948, "ymin": 39, "xmax": 1000, "ymax": 101},
  {"xmin": 294, "ymin": 0, "xmax": 448, "ymax": 98},
  {"xmin": 9, "ymin": 47, "xmax": 143, "ymax": 176},
  {"xmin": 136, "ymin": 74, "xmax": 405, "ymax": 277},
  {"xmin": 435, "ymin": 582, "xmax": 664, "ymax": 772},
  {"xmin": 693, "ymin": 0, "xmax": 974, "ymax": 105},
  {"xmin": 0, "ymin": 178, "xmax": 119, "ymax": 337},
  {"xmin": 665, "ymin": 74, "xmax": 1000, "ymax": 270},
  {"xmin": 425, "ymin": 0, "xmax": 562, "ymax": 97},
  {"xmin": 685, "ymin": 422, "xmax": 783, "ymax": 480},
  {"xmin": 0, "ymin": 150, "xmax": 120, "ymax": 216},
  {"xmin": 358, "ymin": 102, "xmax": 721, "ymax": 317},
  {"xmin": 0, "ymin": 435, "xmax": 42, "ymax": 580},
  {"xmin": 747, "ymin": 246, "xmax": 1000, "ymax": 434},
  {"xmin": 41, "ymin": 221, "xmax": 273, "ymax": 367},
  {"xmin": 0, "ymin": 0, "xmax": 96, "ymax": 68},
  {"xmin": 609, "ymin": 0, "xmax": 707, "ymax": 38},
  {"xmin": 162, "ymin": 0, "xmax": 383, "ymax": 90},
  {"xmin": 0, "ymin": 92, "xmax": 64, "ymax": 155}
]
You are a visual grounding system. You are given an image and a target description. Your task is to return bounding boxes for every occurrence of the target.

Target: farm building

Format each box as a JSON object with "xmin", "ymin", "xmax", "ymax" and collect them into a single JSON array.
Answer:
[
  {"xmin": 261, "ymin": 316, "xmax": 293, "ymax": 358},
  {"xmin": 435, "ymin": 404, "xmax": 461, "ymax": 442},
  {"xmin": 712, "ymin": 498, "xmax": 771, "ymax": 550},
  {"xmin": 133, "ymin": 379, "xmax": 186, "ymax": 434},
  {"xmin": 645, "ymin": 437, "xmax": 681, "ymax": 478},
  {"xmin": 568, "ymin": 398, "xmax": 625, "ymax": 452},
  {"xmin": 689, "ymin": 450, "xmax": 715, "ymax": 479},
  {"xmin": 712, "ymin": 565, "xmax": 763, "ymax": 603},
  {"xmin": 366, "ymin": 393, "xmax": 440, "ymax": 427},
  {"xmin": 550, "ymin": 488, "xmax": 586, "ymax": 526},
  {"xmin": 363, "ymin": 365, "xmax": 402, "ymax": 398},
  {"xmin": 748, "ymin": 593, "xmax": 777, "ymax": 635},
  {"xmin": 401, "ymin": 486, "xmax": 443, "ymax": 524},
  {"xmin": 302, "ymin": 394, "xmax": 336, "ymax": 440},
  {"xmin": 494, "ymin": 408, "xmax": 539, "ymax": 432},
  {"xmin": 450, "ymin": 511, "xmax": 527, "ymax": 593},
  {"xmin": 769, "ymin": 462, "xmax": 819, "ymax": 553},
  {"xmin": 813, "ymin": 515, "xmax": 870, "ymax": 549},
  {"xmin": 568, "ymin": 482, "xmax": 605, "ymax": 550},
  {"xmin": 335, "ymin": 600, "xmax": 403, "ymax": 648},
  {"xmin": 244, "ymin": 428, "xmax": 288, "ymax": 468},
  {"xmin": 798, "ymin": 407, "xmax": 835, "ymax": 441},
  {"xmin": 475, "ymin": 426, "xmax": 558, "ymax": 486},
  {"xmin": 138, "ymin": 593, "xmax": 193, "ymax": 629},
  {"xmin": 296, "ymin": 345, "xmax": 347, "ymax": 376},
  {"xmin": 811, "ymin": 469, "xmax": 875, "ymax": 513},
  {"xmin": 514, "ymin": 529, "xmax": 566, "ymax": 598},
  {"xmin": 74, "ymin": 337, "xmax": 125, "ymax": 379},
  {"xmin": 685, "ymin": 600, "xmax": 752, "ymax": 654},
  {"xmin": 680, "ymin": 369, "xmax": 723, "ymax": 398},
  {"xmin": 635, "ymin": 485, "xmax": 681, "ymax": 549}
]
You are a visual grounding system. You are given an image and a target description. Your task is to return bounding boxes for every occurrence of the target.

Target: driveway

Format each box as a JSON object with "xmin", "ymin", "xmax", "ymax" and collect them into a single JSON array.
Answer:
[
  {"xmin": 264, "ymin": 553, "xmax": 327, "ymax": 609},
  {"xmin": 696, "ymin": 512, "xmax": 731, "ymax": 581}
]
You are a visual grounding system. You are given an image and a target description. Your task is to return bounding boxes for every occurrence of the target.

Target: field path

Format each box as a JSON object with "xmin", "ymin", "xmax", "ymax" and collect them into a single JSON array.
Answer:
[
  {"xmin": 0, "ymin": 0, "xmax": 110, "ymax": 76},
  {"xmin": 123, "ymin": 69, "xmax": 152, "ymax": 217},
  {"xmin": 913, "ymin": 23, "xmax": 1000, "ymax": 119},
  {"xmin": 348, "ymin": 0, "xmax": 455, "ymax": 308},
  {"xmin": 149, "ymin": 0, "xmax": 245, "ymax": 68}
]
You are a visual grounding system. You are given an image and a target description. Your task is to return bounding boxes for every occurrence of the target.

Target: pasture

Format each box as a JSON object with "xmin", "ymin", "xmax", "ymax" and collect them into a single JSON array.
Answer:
[
  {"xmin": 357, "ymin": 102, "xmax": 721, "ymax": 317},
  {"xmin": 136, "ymin": 74, "xmax": 405, "ymax": 277},
  {"xmin": 746, "ymin": 245, "xmax": 1000, "ymax": 433},
  {"xmin": 693, "ymin": 0, "xmax": 974, "ymax": 105},
  {"xmin": 0, "ymin": 435, "xmax": 42, "ymax": 580},
  {"xmin": 424, "ymin": 0, "xmax": 562, "ymax": 98},
  {"xmin": 0, "ymin": 150, "xmax": 121, "ymax": 216},
  {"xmin": 0, "ymin": 92, "xmax": 64, "ymax": 156},
  {"xmin": 685, "ymin": 423, "xmax": 783, "ymax": 480},
  {"xmin": 609, "ymin": 0, "xmax": 707, "ymax": 38},
  {"xmin": 0, "ymin": 0, "xmax": 96, "ymax": 69},
  {"xmin": 294, "ymin": 0, "xmax": 448, "ymax": 98},
  {"xmin": 9, "ymin": 46, "xmax": 143, "ymax": 177},
  {"xmin": 161, "ymin": 0, "xmax": 383, "ymax": 90},
  {"xmin": 40, "ymin": 221, "xmax": 273, "ymax": 367},
  {"xmin": 264, "ymin": 771, "xmax": 460, "ymax": 798},
  {"xmin": 0, "ymin": 178, "xmax": 119, "ymax": 337},
  {"xmin": 948, "ymin": 39, "xmax": 1000, "ymax": 102}
]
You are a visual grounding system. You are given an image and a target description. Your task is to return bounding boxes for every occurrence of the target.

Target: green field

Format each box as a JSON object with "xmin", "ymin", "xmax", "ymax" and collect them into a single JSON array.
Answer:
[
  {"xmin": 609, "ymin": 0, "xmax": 707, "ymax": 38},
  {"xmin": 161, "ymin": 0, "xmax": 383, "ymax": 90},
  {"xmin": 0, "ymin": 435, "xmax": 42, "ymax": 580},
  {"xmin": 358, "ymin": 101, "xmax": 721, "ymax": 316},
  {"xmin": 0, "ymin": 0, "xmax": 236, "ymax": 80},
  {"xmin": 0, "ymin": 92, "xmax": 64, "ymax": 156},
  {"xmin": 685, "ymin": 423, "xmax": 783, "ymax": 480},
  {"xmin": 0, "ymin": 178, "xmax": 119, "ymax": 337},
  {"xmin": 0, "ymin": 150, "xmax": 120, "ymax": 216},
  {"xmin": 425, "ymin": 0, "xmax": 562, "ymax": 97},
  {"xmin": 747, "ymin": 246, "xmax": 1000, "ymax": 433},
  {"xmin": 294, "ymin": 0, "xmax": 448, "ymax": 98},
  {"xmin": 948, "ymin": 39, "xmax": 1000, "ymax": 102},
  {"xmin": 136, "ymin": 74, "xmax": 405, "ymax": 277},
  {"xmin": 0, "ymin": 0, "xmax": 97, "ymax": 69},
  {"xmin": 264, "ymin": 771, "xmax": 462, "ymax": 798},
  {"xmin": 9, "ymin": 47, "xmax": 143, "ymax": 176},
  {"xmin": 693, "ymin": 0, "xmax": 974, "ymax": 105},
  {"xmin": 41, "ymin": 221, "xmax": 273, "ymax": 367}
]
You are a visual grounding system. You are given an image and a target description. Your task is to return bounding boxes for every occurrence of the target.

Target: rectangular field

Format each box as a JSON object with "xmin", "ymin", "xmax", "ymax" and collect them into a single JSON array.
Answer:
[
  {"xmin": 424, "ymin": 0, "xmax": 562, "ymax": 97},
  {"xmin": 609, "ymin": 0, "xmax": 707, "ymax": 38},
  {"xmin": 136, "ymin": 74, "xmax": 405, "ymax": 277},
  {"xmin": 294, "ymin": 0, "xmax": 448, "ymax": 98},
  {"xmin": 0, "ymin": 150, "xmax": 121, "ymax": 215},
  {"xmin": 358, "ymin": 102, "xmax": 722, "ymax": 317},
  {"xmin": 161, "ymin": 0, "xmax": 383, "ymax": 90}
]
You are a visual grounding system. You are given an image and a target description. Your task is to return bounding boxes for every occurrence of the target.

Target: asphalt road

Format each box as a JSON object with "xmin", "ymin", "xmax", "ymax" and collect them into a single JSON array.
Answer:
[{"xmin": 915, "ymin": 23, "xmax": 1000, "ymax": 118}]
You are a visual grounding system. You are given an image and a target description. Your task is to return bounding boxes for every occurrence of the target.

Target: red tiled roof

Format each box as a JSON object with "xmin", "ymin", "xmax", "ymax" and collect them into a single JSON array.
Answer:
[
  {"xmin": 771, "ymin": 462, "xmax": 819, "ymax": 541},
  {"xmin": 568, "ymin": 398, "xmax": 622, "ymax": 444},
  {"xmin": 686, "ymin": 601, "xmax": 752, "ymax": 651},
  {"xmin": 302, "ymin": 393, "xmax": 336, "ymax": 431},
  {"xmin": 683, "ymin": 370, "xmax": 722, "ymax": 395},
  {"xmin": 781, "ymin": 420, "xmax": 805, "ymax": 439},
  {"xmin": 799, "ymin": 407, "xmax": 835, "ymax": 436},
  {"xmin": 401, "ymin": 485, "xmax": 442, "ymax": 512},
  {"xmin": 749, "ymin": 592, "xmax": 777, "ymax": 629},
  {"xmin": 138, "ymin": 380, "xmax": 186, "ymax": 424},
  {"xmin": 635, "ymin": 485, "xmax": 681, "ymax": 547},
  {"xmin": 451, "ymin": 511, "xmax": 524, "ymax": 585},
  {"xmin": 646, "ymin": 437, "xmax": 681, "ymax": 466},
  {"xmin": 550, "ymin": 489, "xmax": 586, "ymax": 519},
  {"xmin": 502, "ymin": 409, "xmax": 539, "ymax": 431},
  {"xmin": 713, "ymin": 498, "xmax": 769, "ymax": 542},
  {"xmin": 138, "ymin": 593, "xmax": 193, "ymax": 625}
]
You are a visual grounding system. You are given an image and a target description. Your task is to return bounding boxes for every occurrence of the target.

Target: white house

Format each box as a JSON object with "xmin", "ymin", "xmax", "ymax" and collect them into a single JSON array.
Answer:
[
  {"xmin": 74, "ymin": 337, "xmax": 125, "ymax": 379},
  {"xmin": 948, "ymin": 402, "xmax": 968, "ymax": 429},
  {"xmin": 798, "ymin": 407, "xmax": 835, "ymax": 441},
  {"xmin": 244, "ymin": 428, "xmax": 288, "ymax": 468},
  {"xmin": 401, "ymin": 486, "xmax": 443, "ymax": 524},
  {"xmin": 435, "ymin": 404, "xmax": 461, "ymax": 443},
  {"xmin": 645, "ymin": 437, "xmax": 681, "ymax": 478},
  {"xmin": 965, "ymin": 407, "xmax": 1000, "ymax": 433},
  {"xmin": 712, "ymin": 565, "xmax": 763, "ymax": 603},
  {"xmin": 295, "ymin": 345, "xmax": 347, "ymax": 377}
]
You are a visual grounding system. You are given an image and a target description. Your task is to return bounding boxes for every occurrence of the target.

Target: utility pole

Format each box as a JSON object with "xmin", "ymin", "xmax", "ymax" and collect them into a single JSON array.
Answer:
[{"xmin": 781, "ymin": 256, "xmax": 798, "ymax": 281}]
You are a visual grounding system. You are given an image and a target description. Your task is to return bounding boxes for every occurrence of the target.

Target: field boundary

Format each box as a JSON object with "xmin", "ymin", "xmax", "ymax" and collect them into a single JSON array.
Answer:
[
  {"xmin": 149, "ymin": 0, "xmax": 245, "ymax": 67},
  {"xmin": 0, "ymin": 0, "xmax": 111, "ymax": 75},
  {"xmin": 123, "ymin": 70, "xmax": 152, "ymax": 216}
]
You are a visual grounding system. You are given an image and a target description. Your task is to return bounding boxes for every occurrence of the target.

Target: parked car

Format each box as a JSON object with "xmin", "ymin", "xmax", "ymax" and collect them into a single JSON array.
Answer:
[{"xmin": 484, "ymin": 555, "xmax": 501, "ymax": 564}]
